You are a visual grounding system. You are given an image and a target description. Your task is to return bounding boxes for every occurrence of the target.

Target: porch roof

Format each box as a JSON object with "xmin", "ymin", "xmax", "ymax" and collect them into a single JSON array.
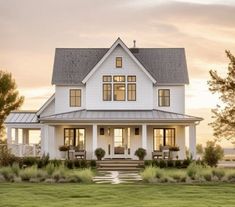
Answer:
[
  {"xmin": 40, "ymin": 109, "xmax": 203, "ymax": 123},
  {"xmin": 5, "ymin": 111, "xmax": 39, "ymax": 124}
]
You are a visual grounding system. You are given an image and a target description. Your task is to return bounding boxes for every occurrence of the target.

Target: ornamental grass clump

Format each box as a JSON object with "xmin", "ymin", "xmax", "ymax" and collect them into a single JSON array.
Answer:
[
  {"xmin": 141, "ymin": 166, "xmax": 157, "ymax": 182},
  {"xmin": 166, "ymin": 169, "xmax": 187, "ymax": 182},
  {"xmin": 212, "ymin": 168, "xmax": 225, "ymax": 180},
  {"xmin": 19, "ymin": 165, "xmax": 38, "ymax": 181},
  {"xmin": 186, "ymin": 162, "xmax": 203, "ymax": 180},
  {"xmin": 0, "ymin": 166, "xmax": 14, "ymax": 181}
]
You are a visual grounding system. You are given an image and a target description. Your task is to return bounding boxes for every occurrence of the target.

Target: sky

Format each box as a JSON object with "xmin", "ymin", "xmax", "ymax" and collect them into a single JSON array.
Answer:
[{"xmin": 1, "ymin": 0, "xmax": 235, "ymax": 147}]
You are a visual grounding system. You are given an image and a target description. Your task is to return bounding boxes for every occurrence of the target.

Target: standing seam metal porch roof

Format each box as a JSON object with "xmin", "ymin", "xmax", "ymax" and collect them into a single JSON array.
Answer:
[
  {"xmin": 5, "ymin": 111, "xmax": 39, "ymax": 124},
  {"xmin": 40, "ymin": 109, "xmax": 202, "ymax": 123}
]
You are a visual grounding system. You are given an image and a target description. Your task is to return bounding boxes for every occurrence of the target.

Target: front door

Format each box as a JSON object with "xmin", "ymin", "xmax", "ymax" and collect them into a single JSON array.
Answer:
[{"xmin": 113, "ymin": 128, "xmax": 130, "ymax": 158}]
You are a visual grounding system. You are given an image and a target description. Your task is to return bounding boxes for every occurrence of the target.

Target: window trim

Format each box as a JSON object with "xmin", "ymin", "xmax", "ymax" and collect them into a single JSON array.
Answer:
[
  {"xmin": 127, "ymin": 76, "xmax": 136, "ymax": 82},
  {"xmin": 69, "ymin": 89, "xmax": 81, "ymax": 107},
  {"xmin": 158, "ymin": 89, "xmax": 170, "ymax": 107},
  {"xmin": 113, "ymin": 83, "xmax": 126, "ymax": 101},
  {"xmin": 153, "ymin": 128, "xmax": 175, "ymax": 151},
  {"xmin": 103, "ymin": 75, "xmax": 112, "ymax": 82},
  {"xmin": 64, "ymin": 128, "xmax": 86, "ymax": 150},
  {"xmin": 103, "ymin": 83, "xmax": 112, "ymax": 101},
  {"xmin": 116, "ymin": 57, "xmax": 122, "ymax": 68},
  {"xmin": 127, "ymin": 83, "xmax": 136, "ymax": 101}
]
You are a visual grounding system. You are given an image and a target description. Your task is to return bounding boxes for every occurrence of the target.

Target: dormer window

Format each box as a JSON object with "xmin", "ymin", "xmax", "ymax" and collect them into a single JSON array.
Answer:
[
  {"xmin": 70, "ymin": 89, "xmax": 81, "ymax": 107},
  {"xmin": 116, "ymin": 57, "xmax": 122, "ymax": 68},
  {"xmin": 158, "ymin": 89, "xmax": 170, "ymax": 107}
]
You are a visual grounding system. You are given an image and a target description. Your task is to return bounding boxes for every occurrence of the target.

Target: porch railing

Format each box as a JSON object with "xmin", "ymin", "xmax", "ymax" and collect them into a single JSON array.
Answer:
[{"xmin": 0, "ymin": 144, "xmax": 40, "ymax": 157}]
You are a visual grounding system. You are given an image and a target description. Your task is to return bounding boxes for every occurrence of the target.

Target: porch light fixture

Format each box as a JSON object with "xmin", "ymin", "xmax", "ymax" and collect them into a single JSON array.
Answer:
[{"xmin": 100, "ymin": 128, "xmax": 105, "ymax": 135}]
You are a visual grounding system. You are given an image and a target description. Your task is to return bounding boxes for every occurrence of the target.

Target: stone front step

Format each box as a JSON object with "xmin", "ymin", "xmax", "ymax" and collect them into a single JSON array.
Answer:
[{"xmin": 97, "ymin": 160, "xmax": 144, "ymax": 171}]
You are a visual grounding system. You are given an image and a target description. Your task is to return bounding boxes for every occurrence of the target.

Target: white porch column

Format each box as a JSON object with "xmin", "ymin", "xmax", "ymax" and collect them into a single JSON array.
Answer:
[
  {"xmin": 142, "ymin": 124, "xmax": 147, "ymax": 150},
  {"xmin": 6, "ymin": 126, "xmax": 12, "ymax": 144},
  {"xmin": 15, "ymin": 128, "xmax": 19, "ymax": 144},
  {"xmin": 23, "ymin": 129, "xmax": 29, "ymax": 144},
  {"xmin": 92, "ymin": 124, "xmax": 98, "ymax": 159},
  {"xmin": 189, "ymin": 124, "xmax": 196, "ymax": 159}
]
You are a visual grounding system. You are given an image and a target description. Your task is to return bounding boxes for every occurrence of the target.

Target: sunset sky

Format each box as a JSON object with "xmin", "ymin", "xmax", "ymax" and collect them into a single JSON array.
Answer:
[{"xmin": 1, "ymin": 0, "xmax": 235, "ymax": 147}]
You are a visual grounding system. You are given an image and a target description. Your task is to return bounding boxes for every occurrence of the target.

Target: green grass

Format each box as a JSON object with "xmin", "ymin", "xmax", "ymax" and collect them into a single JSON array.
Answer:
[{"xmin": 0, "ymin": 183, "xmax": 235, "ymax": 207}]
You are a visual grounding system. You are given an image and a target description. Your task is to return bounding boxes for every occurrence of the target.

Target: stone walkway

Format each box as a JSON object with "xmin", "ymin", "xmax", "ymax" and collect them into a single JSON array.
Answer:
[{"xmin": 93, "ymin": 171, "xmax": 142, "ymax": 184}]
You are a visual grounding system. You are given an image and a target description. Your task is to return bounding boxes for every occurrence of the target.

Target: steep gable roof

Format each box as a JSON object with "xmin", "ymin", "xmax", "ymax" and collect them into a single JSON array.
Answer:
[{"xmin": 52, "ymin": 40, "xmax": 189, "ymax": 85}]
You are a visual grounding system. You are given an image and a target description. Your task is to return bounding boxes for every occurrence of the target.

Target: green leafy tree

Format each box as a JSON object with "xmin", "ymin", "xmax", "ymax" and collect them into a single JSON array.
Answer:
[
  {"xmin": 196, "ymin": 144, "xmax": 204, "ymax": 155},
  {"xmin": 208, "ymin": 50, "xmax": 235, "ymax": 141},
  {"xmin": 0, "ymin": 70, "xmax": 24, "ymax": 138},
  {"xmin": 203, "ymin": 141, "xmax": 224, "ymax": 167}
]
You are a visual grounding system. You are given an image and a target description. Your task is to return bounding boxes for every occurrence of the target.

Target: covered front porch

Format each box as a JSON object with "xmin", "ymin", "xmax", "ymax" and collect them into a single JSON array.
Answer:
[{"xmin": 43, "ymin": 123, "xmax": 197, "ymax": 160}]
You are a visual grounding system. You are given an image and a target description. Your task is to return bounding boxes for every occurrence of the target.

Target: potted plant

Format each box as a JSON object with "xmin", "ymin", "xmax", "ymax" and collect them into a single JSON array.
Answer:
[
  {"xmin": 169, "ymin": 146, "xmax": 180, "ymax": 160},
  {"xmin": 134, "ymin": 148, "xmax": 146, "ymax": 160},
  {"xmin": 59, "ymin": 145, "xmax": 69, "ymax": 159},
  {"xmin": 95, "ymin": 148, "xmax": 105, "ymax": 160}
]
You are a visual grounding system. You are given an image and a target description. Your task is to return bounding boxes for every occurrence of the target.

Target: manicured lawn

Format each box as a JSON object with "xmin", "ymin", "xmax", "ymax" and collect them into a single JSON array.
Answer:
[{"xmin": 0, "ymin": 183, "xmax": 235, "ymax": 207}]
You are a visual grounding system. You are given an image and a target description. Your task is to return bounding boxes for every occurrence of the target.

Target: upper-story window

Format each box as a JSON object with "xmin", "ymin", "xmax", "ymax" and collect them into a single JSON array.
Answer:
[
  {"xmin": 102, "ymin": 75, "xmax": 136, "ymax": 102},
  {"xmin": 127, "ymin": 75, "xmax": 136, "ymax": 101},
  {"xmin": 116, "ymin": 57, "xmax": 122, "ymax": 68},
  {"xmin": 158, "ymin": 89, "xmax": 170, "ymax": 107},
  {"xmin": 70, "ymin": 89, "xmax": 81, "ymax": 107}
]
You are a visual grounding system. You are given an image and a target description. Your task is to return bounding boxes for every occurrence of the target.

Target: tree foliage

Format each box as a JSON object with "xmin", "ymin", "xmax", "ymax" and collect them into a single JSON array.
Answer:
[
  {"xmin": 0, "ymin": 70, "xmax": 24, "ymax": 138},
  {"xmin": 203, "ymin": 141, "xmax": 224, "ymax": 167},
  {"xmin": 208, "ymin": 50, "xmax": 235, "ymax": 141}
]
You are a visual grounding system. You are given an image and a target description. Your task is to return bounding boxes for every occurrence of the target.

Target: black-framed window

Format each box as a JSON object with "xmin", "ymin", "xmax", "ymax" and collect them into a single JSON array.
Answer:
[
  {"xmin": 158, "ymin": 89, "xmax": 170, "ymax": 107},
  {"xmin": 103, "ymin": 84, "xmax": 112, "ymax": 101},
  {"xmin": 127, "ymin": 76, "xmax": 136, "ymax": 82},
  {"xmin": 116, "ymin": 57, "xmax": 122, "ymax": 68},
  {"xmin": 127, "ymin": 83, "xmax": 136, "ymax": 101},
  {"xmin": 114, "ymin": 84, "xmax": 125, "ymax": 101},
  {"xmin": 64, "ymin": 128, "xmax": 85, "ymax": 150},
  {"xmin": 153, "ymin": 128, "xmax": 175, "ymax": 150},
  {"xmin": 70, "ymin": 89, "xmax": 81, "ymax": 107},
  {"xmin": 103, "ymin": 76, "xmax": 112, "ymax": 82},
  {"xmin": 113, "ymin": 75, "xmax": 125, "ymax": 82}
]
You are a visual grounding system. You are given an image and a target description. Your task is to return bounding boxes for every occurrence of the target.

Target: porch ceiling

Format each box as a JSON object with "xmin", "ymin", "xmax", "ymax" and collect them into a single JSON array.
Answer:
[{"xmin": 39, "ymin": 109, "xmax": 203, "ymax": 123}]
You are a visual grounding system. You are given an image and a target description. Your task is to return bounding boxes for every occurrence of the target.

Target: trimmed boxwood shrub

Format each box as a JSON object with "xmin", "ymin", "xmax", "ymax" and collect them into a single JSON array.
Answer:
[
  {"xmin": 167, "ymin": 160, "xmax": 174, "ymax": 168},
  {"xmin": 159, "ymin": 160, "xmax": 166, "ymax": 168}
]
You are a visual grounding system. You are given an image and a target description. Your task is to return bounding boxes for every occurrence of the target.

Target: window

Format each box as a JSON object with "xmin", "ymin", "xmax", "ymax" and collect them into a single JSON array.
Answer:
[
  {"xmin": 116, "ymin": 57, "xmax": 122, "ymax": 68},
  {"xmin": 128, "ymin": 84, "xmax": 136, "ymax": 101},
  {"xmin": 113, "ymin": 76, "xmax": 125, "ymax": 82},
  {"xmin": 153, "ymin": 129, "xmax": 175, "ymax": 151},
  {"xmin": 114, "ymin": 84, "xmax": 125, "ymax": 101},
  {"xmin": 158, "ymin": 89, "xmax": 170, "ymax": 107},
  {"xmin": 64, "ymin": 128, "xmax": 85, "ymax": 150},
  {"xmin": 103, "ymin": 84, "xmax": 112, "ymax": 101},
  {"xmin": 103, "ymin": 76, "xmax": 112, "ymax": 82},
  {"xmin": 70, "ymin": 89, "xmax": 81, "ymax": 107},
  {"xmin": 102, "ymin": 75, "xmax": 137, "ymax": 102},
  {"xmin": 127, "ymin": 76, "xmax": 136, "ymax": 82}
]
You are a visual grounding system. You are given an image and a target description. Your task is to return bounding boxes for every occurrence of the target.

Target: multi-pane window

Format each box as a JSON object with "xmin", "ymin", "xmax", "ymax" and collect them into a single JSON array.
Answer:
[
  {"xmin": 103, "ymin": 76, "xmax": 112, "ymax": 82},
  {"xmin": 158, "ymin": 89, "xmax": 170, "ymax": 107},
  {"xmin": 103, "ymin": 84, "xmax": 112, "ymax": 101},
  {"xmin": 127, "ymin": 84, "xmax": 136, "ymax": 101},
  {"xmin": 153, "ymin": 129, "xmax": 175, "ymax": 151},
  {"xmin": 114, "ymin": 84, "xmax": 125, "ymax": 101},
  {"xmin": 113, "ymin": 76, "xmax": 125, "ymax": 82},
  {"xmin": 70, "ymin": 89, "xmax": 81, "ymax": 107},
  {"xmin": 127, "ymin": 76, "xmax": 136, "ymax": 82},
  {"xmin": 116, "ymin": 57, "xmax": 122, "ymax": 68},
  {"xmin": 64, "ymin": 128, "xmax": 85, "ymax": 150},
  {"xmin": 102, "ymin": 75, "xmax": 136, "ymax": 102}
]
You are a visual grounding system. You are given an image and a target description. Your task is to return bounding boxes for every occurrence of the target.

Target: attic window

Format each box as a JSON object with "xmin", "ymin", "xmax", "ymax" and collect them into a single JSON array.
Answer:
[
  {"xmin": 70, "ymin": 89, "xmax": 81, "ymax": 107},
  {"xmin": 116, "ymin": 57, "xmax": 122, "ymax": 68}
]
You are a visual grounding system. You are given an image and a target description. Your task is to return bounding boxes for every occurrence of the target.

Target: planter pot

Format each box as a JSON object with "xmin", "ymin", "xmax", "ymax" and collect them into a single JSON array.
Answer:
[
  {"xmin": 170, "ymin": 151, "xmax": 178, "ymax": 160},
  {"xmin": 60, "ymin": 151, "xmax": 67, "ymax": 159}
]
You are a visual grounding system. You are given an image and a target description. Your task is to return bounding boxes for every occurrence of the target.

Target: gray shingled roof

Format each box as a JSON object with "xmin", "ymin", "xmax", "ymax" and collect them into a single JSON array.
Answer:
[
  {"xmin": 5, "ymin": 111, "xmax": 39, "ymax": 124},
  {"xmin": 52, "ymin": 47, "xmax": 189, "ymax": 85},
  {"xmin": 40, "ymin": 109, "xmax": 202, "ymax": 123}
]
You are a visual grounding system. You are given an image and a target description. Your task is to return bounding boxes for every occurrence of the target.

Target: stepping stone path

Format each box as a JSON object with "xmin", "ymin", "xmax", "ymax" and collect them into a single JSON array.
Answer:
[{"xmin": 93, "ymin": 171, "xmax": 142, "ymax": 184}]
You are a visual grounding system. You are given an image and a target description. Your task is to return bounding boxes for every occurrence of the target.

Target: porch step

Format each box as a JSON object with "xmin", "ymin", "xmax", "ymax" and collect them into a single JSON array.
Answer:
[{"xmin": 97, "ymin": 160, "xmax": 144, "ymax": 171}]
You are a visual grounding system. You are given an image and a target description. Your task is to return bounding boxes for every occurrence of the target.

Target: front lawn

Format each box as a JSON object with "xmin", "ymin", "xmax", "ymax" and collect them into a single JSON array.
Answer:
[{"xmin": 0, "ymin": 183, "xmax": 235, "ymax": 207}]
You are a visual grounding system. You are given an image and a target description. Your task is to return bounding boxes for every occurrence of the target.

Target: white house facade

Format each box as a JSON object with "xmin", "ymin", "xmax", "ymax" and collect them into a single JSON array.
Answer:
[{"xmin": 4, "ymin": 38, "xmax": 202, "ymax": 160}]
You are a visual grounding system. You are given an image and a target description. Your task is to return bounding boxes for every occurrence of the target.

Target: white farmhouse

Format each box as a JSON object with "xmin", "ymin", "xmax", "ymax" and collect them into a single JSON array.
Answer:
[{"xmin": 5, "ymin": 38, "xmax": 202, "ymax": 160}]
